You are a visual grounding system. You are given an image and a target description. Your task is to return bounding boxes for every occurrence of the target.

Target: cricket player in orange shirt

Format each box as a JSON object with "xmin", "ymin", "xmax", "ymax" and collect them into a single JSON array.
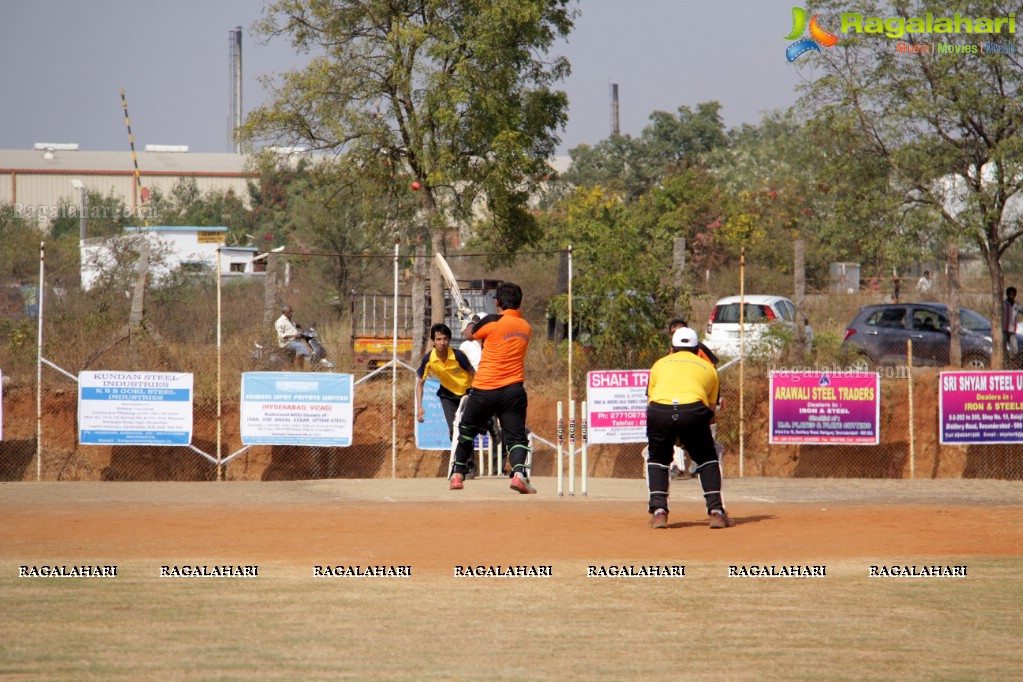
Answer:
[{"xmin": 449, "ymin": 282, "xmax": 535, "ymax": 494}]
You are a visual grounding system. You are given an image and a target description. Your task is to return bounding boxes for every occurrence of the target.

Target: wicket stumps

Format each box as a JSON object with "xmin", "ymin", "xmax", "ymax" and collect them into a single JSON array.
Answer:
[{"xmin": 557, "ymin": 400, "xmax": 588, "ymax": 497}]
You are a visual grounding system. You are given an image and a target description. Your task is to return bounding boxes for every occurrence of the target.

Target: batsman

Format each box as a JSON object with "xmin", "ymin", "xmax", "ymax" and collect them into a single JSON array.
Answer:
[
  {"xmin": 645, "ymin": 326, "xmax": 734, "ymax": 529},
  {"xmin": 449, "ymin": 282, "xmax": 535, "ymax": 494}
]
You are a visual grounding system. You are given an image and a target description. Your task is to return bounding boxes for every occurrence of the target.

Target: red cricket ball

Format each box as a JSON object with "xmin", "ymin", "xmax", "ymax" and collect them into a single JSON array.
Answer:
[{"xmin": 411, "ymin": 181, "xmax": 421, "ymax": 191}]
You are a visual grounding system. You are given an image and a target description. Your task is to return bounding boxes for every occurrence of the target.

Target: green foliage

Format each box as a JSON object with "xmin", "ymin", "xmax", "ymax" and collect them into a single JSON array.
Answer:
[
  {"xmin": 241, "ymin": 0, "xmax": 575, "ymax": 254},
  {"xmin": 541, "ymin": 186, "xmax": 675, "ymax": 367},
  {"xmin": 629, "ymin": 167, "xmax": 731, "ymax": 277},
  {"xmin": 141, "ymin": 180, "xmax": 250, "ymax": 233},
  {"xmin": 81, "ymin": 234, "xmax": 173, "ymax": 294},
  {"xmin": 48, "ymin": 190, "xmax": 145, "ymax": 240},
  {"xmin": 706, "ymin": 110, "xmax": 835, "ymax": 286},
  {"xmin": 804, "ymin": 0, "xmax": 1023, "ymax": 350},
  {"xmin": 562, "ymin": 101, "xmax": 728, "ymax": 201},
  {"xmin": 0, "ymin": 205, "xmax": 42, "ymax": 279}
]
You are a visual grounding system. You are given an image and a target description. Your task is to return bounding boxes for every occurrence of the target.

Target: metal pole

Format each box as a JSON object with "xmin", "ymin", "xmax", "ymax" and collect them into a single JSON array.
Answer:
[
  {"xmin": 216, "ymin": 247, "xmax": 224, "ymax": 481},
  {"xmin": 78, "ymin": 185, "xmax": 87, "ymax": 289},
  {"xmin": 567, "ymin": 245, "xmax": 573, "ymax": 406},
  {"xmin": 739, "ymin": 246, "xmax": 745, "ymax": 478},
  {"xmin": 120, "ymin": 89, "xmax": 146, "ymax": 224},
  {"xmin": 79, "ymin": 185, "xmax": 87, "ymax": 241},
  {"xmin": 392, "ymin": 240, "xmax": 399, "ymax": 479},
  {"xmin": 35, "ymin": 242, "xmax": 45, "ymax": 481},
  {"xmin": 907, "ymin": 338, "xmax": 914, "ymax": 479}
]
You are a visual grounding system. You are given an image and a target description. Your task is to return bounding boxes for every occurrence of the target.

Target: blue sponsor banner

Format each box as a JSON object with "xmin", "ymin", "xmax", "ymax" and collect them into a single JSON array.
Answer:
[
  {"xmin": 416, "ymin": 379, "xmax": 453, "ymax": 450},
  {"xmin": 80, "ymin": 388, "xmax": 191, "ymax": 401},
  {"xmin": 414, "ymin": 379, "xmax": 490, "ymax": 451},
  {"xmin": 80, "ymin": 430, "xmax": 190, "ymax": 446},
  {"xmin": 78, "ymin": 371, "xmax": 193, "ymax": 446},
  {"xmin": 240, "ymin": 372, "xmax": 354, "ymax": 447}
]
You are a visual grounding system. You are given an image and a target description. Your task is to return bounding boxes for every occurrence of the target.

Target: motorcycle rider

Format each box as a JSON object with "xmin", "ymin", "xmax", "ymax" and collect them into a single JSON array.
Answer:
[{"xmin": 275, "ymin": 304, "xmax": 313, "ymax": 370}]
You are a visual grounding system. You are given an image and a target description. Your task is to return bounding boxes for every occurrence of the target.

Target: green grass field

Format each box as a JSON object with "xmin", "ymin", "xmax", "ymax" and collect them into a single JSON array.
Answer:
[
  {"xmin": 2, "ymin": 559, "xmax": 1021, "ymax": 681},
  {"xmin": 2, "ymin": 478, "xmax": 1021, "ymax": 681}
]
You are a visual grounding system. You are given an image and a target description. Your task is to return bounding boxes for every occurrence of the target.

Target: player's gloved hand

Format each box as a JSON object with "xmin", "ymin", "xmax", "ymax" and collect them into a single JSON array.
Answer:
[
  {"xmin": 458, "ymin": 305, "xmax": 472, "ymax": 318},
  {"xmin": 460, "ymin": 311, "xmax": 480, "ymax": 332}
]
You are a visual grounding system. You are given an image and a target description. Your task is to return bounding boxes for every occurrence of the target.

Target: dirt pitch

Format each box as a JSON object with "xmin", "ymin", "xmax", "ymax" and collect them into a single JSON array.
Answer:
[{"xmin": 2, "ymin": 477, "xmax": 1022, "ymax": 681}]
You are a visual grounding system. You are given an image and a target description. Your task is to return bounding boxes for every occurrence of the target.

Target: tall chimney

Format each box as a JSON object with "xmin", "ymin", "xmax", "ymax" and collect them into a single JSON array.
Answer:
[
  {"xmin": 228, "ymin": 27, "xmax": 243, "ymax": 153},
  {"xmin": 610, "ymin": 83, "xmax": 620, "ymax": 137}
]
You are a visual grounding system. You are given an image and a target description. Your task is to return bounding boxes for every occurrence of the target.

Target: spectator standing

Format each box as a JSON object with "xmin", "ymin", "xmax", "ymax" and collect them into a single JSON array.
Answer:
[
  {"xmin": 916, "ymin": 270, "xmax": 933, "ymax": 294},
  {"xmin": 1003, "ymin": 287, "xmax": 1022, "ymax": 363}
]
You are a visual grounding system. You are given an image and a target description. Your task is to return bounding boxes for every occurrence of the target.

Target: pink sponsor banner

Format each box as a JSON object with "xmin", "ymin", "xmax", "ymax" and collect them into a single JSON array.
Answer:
[
  {"xmin": 939, "ymin": 371, "xmax": 1023, "ymax": 444},
  {"xmin": 769, "ymin": 371, "xmax": 879, "ymax": 445},
  {"xmin": 586, "ymin": 370, "xmax": 650, "ymax": 444}
]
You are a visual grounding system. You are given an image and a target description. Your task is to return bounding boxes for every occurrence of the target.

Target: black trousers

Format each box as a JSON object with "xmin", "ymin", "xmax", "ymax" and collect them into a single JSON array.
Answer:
[
  {"xmin": 646, "ymin": 402, "xmax": 724, "ymax": 515},
  {"xmin": 453, "ymin": 383, "xmax": 528, "ymax": 475},
  {"xmin": 438, "ymin": 392, "xmax": 462, "ymax": 439}
]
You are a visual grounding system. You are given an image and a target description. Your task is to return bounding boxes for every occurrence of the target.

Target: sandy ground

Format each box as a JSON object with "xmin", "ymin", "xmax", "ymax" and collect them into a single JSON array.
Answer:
[{"xmin": 4, "ymin": 477, "xmax": 1021, "ymax": 575}]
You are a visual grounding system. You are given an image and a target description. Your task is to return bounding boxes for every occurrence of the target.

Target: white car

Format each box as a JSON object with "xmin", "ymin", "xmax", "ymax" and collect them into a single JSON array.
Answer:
[{"xmin": 703, "ymin": 295, "xmax": 797, "ymax": 358}]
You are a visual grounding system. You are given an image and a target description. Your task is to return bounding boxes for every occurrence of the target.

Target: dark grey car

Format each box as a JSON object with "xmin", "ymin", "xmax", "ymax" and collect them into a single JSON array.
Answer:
[{"xmin": 840, "ymin": 303, "xmax": 1006, "ymax": 369}]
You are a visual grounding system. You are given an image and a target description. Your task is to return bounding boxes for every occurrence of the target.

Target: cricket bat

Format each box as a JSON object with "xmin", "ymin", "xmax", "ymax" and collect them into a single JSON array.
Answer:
[{"xmin": 433, "ymin": 253, "xmax": 472, "ymax": 321}]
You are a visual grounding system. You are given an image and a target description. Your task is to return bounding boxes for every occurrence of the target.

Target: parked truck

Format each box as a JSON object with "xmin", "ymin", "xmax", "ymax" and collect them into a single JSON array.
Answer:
[{"xmin": 351, "ymin": 280, "xmax": 500, "ymax": 370}]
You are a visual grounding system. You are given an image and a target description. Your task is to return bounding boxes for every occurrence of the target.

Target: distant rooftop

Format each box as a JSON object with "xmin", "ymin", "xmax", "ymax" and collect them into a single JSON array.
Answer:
[{"xmin": 0, "ymin": 149, "xmax": 256, "ymax": 175}]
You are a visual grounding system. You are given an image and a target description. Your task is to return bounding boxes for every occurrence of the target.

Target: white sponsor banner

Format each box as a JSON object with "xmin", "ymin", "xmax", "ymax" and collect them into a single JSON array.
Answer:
[
  {"xmin": 586, "ymin": 370, "xmax": 650, "ymax": 444},
  {"xmin": 79, "ymin": 371, "xmax": 193, "ymax": 445},
  {"xmin": 240, "ymin": 372, "xmax": 354, "ymax": 446}
]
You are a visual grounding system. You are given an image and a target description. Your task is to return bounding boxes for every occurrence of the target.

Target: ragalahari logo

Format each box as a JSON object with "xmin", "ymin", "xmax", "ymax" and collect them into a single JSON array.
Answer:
[{"xmin": 785, "ymin": 7, "xmax": 839, "ymax": 61}]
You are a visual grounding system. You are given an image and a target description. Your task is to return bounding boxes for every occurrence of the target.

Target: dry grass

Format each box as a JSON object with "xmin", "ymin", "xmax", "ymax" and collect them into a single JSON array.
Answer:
[{"xmin": 1, "ymin": 558, "xmax": 1019, "ymax": 681}]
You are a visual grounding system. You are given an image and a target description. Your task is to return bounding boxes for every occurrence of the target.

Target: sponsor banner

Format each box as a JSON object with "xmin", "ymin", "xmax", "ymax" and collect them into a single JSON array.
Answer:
[
  {"xmin": 79, "ymin": 371, "xmax": 193, "ymax": 445},
  {"xmin": 939, "ymin": 371, "xmax": 1023, "ymax": 444},
  {"xmin": 769, "ymin": 371, "xmax": 879, "ymax": 444},
  {"xmin": 416, "ymin": 378, "xmax": 451, "ymax": 450},
  {"xmin": 586, "ymin": 370, "xmax": 650, "ymax": 444},
  {"xmin": 415, "ymin": 378, "xmax": 492, "ymax": 451},
  {"xmin": 240, "ymin": 372, "xmax": 354, "ymax": 446}
]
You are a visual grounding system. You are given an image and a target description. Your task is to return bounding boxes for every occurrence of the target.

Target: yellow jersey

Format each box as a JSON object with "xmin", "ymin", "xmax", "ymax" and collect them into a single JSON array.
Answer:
[{"xmin": 647, "ymin": 350, "xmax": 719, "ymax": 407}]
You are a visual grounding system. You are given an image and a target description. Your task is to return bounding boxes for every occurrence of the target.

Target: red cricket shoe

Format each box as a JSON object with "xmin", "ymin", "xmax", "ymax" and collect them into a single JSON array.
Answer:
[{"xmin": 509, "ymin": 472, "xmax": 536, "ymax": 494}]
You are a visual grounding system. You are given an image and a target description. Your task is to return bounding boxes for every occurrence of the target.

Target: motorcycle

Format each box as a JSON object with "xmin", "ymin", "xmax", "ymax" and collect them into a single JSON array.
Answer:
[
  {"xmin": 251, "ymin": 322, "xmax": 335, "ymax": 371},
  {"xmin": 298, "ymin": 323, "xmax": 335, "ymax": 369}
]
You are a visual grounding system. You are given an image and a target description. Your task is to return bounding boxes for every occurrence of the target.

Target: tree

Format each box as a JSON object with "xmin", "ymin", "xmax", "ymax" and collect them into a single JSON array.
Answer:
[
  {"xmin": 628, "ymin": 166, "xmax": 730, "ymax": 280},
  {"xmin": 707, "ymin": 110, "xmax": 852, "ymax": 286},
  {"xmin": 48, "ymin": 190, "xmax": 144, "ymax": 240},
  {"xmin": 562, "ymin": 101, "xmax": 728, "ymax": 201},
  {"xmin": 541, "ymin": 186, "xmax": 672, "ymax": 367},
  {"xmin": 286, "ymin": 162, "xmax": 416, "ymax": 296},
  {"xmin": 804, "ymin": 0, "xmax": 1023, "ymax": 366},
  {"xmin": 240, "ymin": 0, "xmax": 575, "ymax": 349},
  {"xmin": 0, "ymin": 205, "xmax": 44, "ymax": 280}
]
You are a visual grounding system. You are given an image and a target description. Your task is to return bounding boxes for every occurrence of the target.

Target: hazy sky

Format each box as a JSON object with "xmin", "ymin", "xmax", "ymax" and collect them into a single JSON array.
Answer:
[{"xmin": 0, "ymin": 1, "xmax": 808, "ymax": 156}]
